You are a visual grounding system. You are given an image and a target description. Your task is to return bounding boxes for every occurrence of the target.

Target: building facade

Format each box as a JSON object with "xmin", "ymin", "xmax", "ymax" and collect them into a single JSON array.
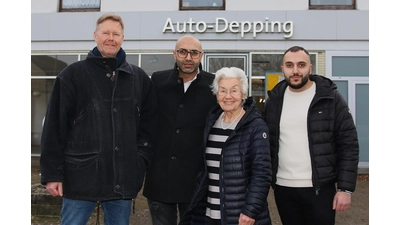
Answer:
[{"xmin": 31, "ymin": 0, "xmax": 369, "ymax": 168}]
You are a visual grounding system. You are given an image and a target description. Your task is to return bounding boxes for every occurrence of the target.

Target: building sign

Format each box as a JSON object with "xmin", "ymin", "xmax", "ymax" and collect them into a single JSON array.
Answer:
[{"xmin": 163, "ymin": 17, "xmax": 293, "ymax": 38}]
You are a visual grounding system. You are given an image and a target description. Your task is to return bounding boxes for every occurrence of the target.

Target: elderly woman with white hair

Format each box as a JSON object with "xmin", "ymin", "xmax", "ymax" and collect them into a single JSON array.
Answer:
[{"xmin": 180, "ymin": 67, "xmax": 272, "ymax": 225}]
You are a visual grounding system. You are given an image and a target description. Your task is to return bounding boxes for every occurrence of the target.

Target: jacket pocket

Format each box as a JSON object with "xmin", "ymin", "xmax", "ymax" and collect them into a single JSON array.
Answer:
[
  {"xmin": 64, "ymin": 152, "xmax": 99, "ymax": 170},
  {"xmin": 63, "ymin": 152, "xmax": 99, "ymax": 196},
  {"xmin": 73, "ymin": 103, "xmax": 94, "ymax": 126}
]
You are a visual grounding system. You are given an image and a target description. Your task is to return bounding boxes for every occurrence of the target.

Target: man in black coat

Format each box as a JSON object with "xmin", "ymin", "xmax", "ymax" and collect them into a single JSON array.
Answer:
[
  {"xmin": 40, "ymin": 13, "xmax": 158, "ymax": 225},
  {"xmin": 143, "ymin": 35, "xmax": 217, "ymax": 225},
  {"xmin": 264, "ymin": 46, "xmax": 359, "ymax": 225}
]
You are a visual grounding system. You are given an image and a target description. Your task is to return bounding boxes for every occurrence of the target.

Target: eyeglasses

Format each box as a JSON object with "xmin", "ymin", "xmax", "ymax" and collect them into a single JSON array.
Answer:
[
  {"xmin": 175, "ymin": 49, "xmax": 202, "ymax": 59},
  {"xmin": 217, "ymin": 88, "xmax": 242, "ymax": 97}
]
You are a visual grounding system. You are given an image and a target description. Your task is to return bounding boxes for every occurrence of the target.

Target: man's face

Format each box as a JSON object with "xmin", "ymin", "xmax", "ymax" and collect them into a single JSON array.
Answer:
[
  {"xmin": 173, "ymin": 37, "xmax": 203, "ymax": 75},
  {"xmin": 93, "ymin": 20, "xmax": 124, "ymax": 58},
  {"xmin": 281, "ymin": 50, "xmax": 313, "ymax": 91}
]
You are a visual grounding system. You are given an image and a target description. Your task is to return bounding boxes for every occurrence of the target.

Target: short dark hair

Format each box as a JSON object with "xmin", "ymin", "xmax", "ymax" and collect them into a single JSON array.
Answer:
[{"xmin": 282, "ymin": 46, "xmax": 310, "ymax": 60}]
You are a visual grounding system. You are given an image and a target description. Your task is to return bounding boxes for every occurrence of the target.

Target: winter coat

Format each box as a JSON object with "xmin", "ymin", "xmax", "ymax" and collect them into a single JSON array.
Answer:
[
  {"xmin": 40, "ymin": 49, "xmax": 158, "ymax": 201},
  {"xmin": 180, "ymin": 97, "xmax": 272, "ymax": 225},
  {"xmin": 264, "ymin": 74, "xmax": 359, "ymax": 193},
  {"xmin": 143, "ymin": 63, "xmax": 218, "ymax": 203}
]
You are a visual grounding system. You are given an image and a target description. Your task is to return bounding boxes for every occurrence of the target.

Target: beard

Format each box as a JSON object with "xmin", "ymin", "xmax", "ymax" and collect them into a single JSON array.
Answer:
[
  {"xmin": 177, "ymin": 60, "xmax": 200, "ymax": 75},
  {"xmin": 284, "ymin": 70, "xmax": 311, "ymax": 90}
]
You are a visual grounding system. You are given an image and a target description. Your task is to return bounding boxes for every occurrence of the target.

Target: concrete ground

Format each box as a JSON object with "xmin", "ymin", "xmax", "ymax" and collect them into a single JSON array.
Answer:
[{"xmin": 31, "ymin": 167, "xmax": 369, "ymax": 225}]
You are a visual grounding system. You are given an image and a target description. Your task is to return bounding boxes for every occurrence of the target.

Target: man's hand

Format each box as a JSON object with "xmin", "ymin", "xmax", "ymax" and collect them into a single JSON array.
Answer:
[
  {"xmin": 46, "ymin": 182, "xmax": 63, "ymax": 197},
  {"xmin": 333, "ymin": 191, "xmax": 351, "ymax": 211}
]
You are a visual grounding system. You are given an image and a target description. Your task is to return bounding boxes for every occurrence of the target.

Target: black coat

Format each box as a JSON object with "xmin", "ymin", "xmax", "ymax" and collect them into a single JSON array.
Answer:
[
  {"xmin": 264, "ymin": 75, "xmax": 359, "ymax": 193},
  {"xmin": 143, "ymin": 63, "xmax": 218, "ymax": 203},
  {"xmin": 180, "ymin": 97, "xmax": 272, "ymax": 225},
  {"xmin": 40, "ymin": 49, "xmax": 158, "ymax": 201}
]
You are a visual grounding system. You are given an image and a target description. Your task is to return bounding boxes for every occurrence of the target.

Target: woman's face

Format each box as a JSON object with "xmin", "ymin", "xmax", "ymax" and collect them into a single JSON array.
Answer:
[{"xmin": 216, "ymin": 78, "xmax": 244, "ymax": 113}]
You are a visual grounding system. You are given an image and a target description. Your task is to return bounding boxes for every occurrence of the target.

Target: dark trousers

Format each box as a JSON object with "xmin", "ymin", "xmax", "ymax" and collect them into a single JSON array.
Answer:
[
  {"xmin": 147, "ymin": 199, "xmax": 190, "ymax": 225},
  {"xmin": 206, "ymin": 216, "xmax": 222, "ymax": 225},
  {"xmin": 274, "ymin": 184, "xmax": 336, "ymax": 225}
]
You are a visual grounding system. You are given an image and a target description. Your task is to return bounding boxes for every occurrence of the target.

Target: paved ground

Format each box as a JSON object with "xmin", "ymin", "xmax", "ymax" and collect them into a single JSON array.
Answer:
[{"xmin": 31, "ymin": 167, "xmax": 369, "ymax": 225}]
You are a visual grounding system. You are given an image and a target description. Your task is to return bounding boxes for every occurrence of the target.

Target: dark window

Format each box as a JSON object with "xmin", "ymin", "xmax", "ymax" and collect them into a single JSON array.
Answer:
[
  {"xmin": 180, "ymin": 0, "xmax": 225, "ymax": 10},
  {"xmin": 309, "ymin": 0, "xmax": 355, "ymax": 10},
  {"xmin": 60, "ymin": 0, "xmax": 100, "ymax": 12},
  {"xmin": 31, "ymin": 55, "xmax": 78, "ymax": 76}
]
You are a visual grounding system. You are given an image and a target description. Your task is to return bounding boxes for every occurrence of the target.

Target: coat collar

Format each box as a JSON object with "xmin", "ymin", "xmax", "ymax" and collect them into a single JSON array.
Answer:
[{"xmin": 91, "ymin": 47, "xmax": 126, "ymax": 67}]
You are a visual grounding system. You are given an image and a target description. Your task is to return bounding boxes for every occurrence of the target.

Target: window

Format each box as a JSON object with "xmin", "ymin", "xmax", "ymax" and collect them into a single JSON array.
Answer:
[
  {"xmin": 31, "ymin": 55, "xmax": 78, "ymax": 76},
  {"xmin": 60, "ymin": 0, "xmax": 100, "ymax": 12},
  {"xmin": 309, "ymin": 0, "xmax": 355, "ymax": 10},
  {"xmin": 31, "ymin": 54, "xmax": 82, "ymax": 155},
  {"xmin": 140, "ymin": 54, "xmax": 175, "ymax": 76},
  {"xmin": 180, "ymin": 0, "xmax": 225, "ymax": 10},
  {"xmin": 332, "ymin": 56, "xmax": 369, "ymax": 77}
]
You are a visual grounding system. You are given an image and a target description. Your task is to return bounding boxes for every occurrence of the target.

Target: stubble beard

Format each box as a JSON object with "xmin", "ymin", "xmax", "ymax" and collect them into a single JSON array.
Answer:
[{"xmin": 178, "ymin": 61, "xmax": 199, "ymax": 75}]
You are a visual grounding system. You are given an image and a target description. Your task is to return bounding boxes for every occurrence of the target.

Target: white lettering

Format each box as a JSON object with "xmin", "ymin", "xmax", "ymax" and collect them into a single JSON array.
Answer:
[
  {"xmin": 162, "ymin": 18, "xmax": 175, "ymax": 33},
  {"xmin": 176, "ymin": 21, "xmax": 186, "ymax": 33},
  {"xmin": 196, "ymin": 21, "xmax": 207, "ymax": 33},
  {"xmin": 162, "ymin": 17, "xmax": 294, "ymax": 39},
  {"xmin": 270, "ymin": 21, "xmax": 280, "ymax": 33},
  {"xmin": 283, "ymin": 21, "xmax": 293, "ymax": 38},
  {"xmin": 240, "ymin": 21, "xmax": 251, "ymax": 38},
  {"xmin": 229, "ymin": 21, "xmax": 239, "ymax": 33},
  {"xmin": 215, "ymin": 17, "xmax": 228, "ymax": 33},
  {"xmin": 188, "ymin": 18, "xmax": 196, "ymax": 33},
  {"xmin": 253, "ymin": 21, "xmax": 263, "ymax": 38}
]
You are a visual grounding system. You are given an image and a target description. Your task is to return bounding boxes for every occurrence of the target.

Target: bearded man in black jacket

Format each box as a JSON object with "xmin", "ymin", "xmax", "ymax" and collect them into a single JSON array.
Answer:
[
  {"xmin": 143, "ymin": 35, "xmax": 217, "ymax": 225},
  {"xmin": 264, "ymin": 46, "xmax": 359, "ymax": 225}
]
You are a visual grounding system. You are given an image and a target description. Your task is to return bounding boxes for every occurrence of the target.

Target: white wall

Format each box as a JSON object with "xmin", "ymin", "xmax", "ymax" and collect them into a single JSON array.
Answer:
[
  {"xmin": 357, "ymin": 0, "xmax": 369, "ymax": 10},
  {"xmin": 31, "ymin": 0, "xmax": 369, "ymax": 13},
  {"xmin": 227, "ymin": 0, "xmax": 307, "ymax": 11},
  {"xmin": 102, "ymin": 0, "xmax": 179, "ymax": 12},
  {"xmin": 31, "ymin": 0, "xmax": 58, "ymax": 13}
]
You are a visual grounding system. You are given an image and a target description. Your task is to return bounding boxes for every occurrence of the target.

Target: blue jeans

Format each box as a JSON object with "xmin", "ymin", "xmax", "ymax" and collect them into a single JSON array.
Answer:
[
  {"xmin": 61, "ymin": 198, "xmax": 132, "ymax": 225},
  {"xmin": 147, "ymin": 199, "xmax": 190, "ymax": 225}
]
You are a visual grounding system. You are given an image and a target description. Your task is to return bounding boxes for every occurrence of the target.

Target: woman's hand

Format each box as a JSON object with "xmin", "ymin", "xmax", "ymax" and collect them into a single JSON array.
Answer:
[{"xmin": 238, "ymin": 213, "xmax": 255, "ymax": 225}]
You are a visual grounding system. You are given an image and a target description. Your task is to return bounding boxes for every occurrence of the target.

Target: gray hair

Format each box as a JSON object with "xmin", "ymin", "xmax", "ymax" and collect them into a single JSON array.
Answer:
[{"xmin": 211, "ymin": 67, "xmax": 248, "ymax": 98}]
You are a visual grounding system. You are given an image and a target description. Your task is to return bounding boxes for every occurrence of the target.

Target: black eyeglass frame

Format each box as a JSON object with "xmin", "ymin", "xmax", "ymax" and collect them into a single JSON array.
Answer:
[{"xmin": 175, "ymin": 49, "xmax": 203, "ymax": 59}]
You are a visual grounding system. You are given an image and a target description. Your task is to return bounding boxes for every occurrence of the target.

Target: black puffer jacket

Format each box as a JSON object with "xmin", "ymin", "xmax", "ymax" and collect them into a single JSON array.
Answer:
[
  {"xmin": 180, "ymin": 97, "xmax": 272, "ymax": 225},
  {"xmin": 264, "ymin": 75, "xmax": 359, "ymax": 193}
]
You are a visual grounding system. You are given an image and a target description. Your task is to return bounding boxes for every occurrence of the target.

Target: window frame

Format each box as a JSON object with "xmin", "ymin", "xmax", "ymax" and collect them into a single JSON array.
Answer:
[
  {"xmin": 180, "ymin": 0, "xmax": 225, "ymax": 11},
  {"xmin": 309, "ymin": 0, "xmax": 355, "ymax": 10},
  {"xmin": 59, "ymin": 0, "xmax": 100, "ymax": 12}
]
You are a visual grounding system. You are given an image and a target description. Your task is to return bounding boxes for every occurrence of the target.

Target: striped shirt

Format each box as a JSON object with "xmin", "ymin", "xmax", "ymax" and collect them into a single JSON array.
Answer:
[{"xmin": 205, "ymin": 114, "xmax": 239, "ymax": 219}]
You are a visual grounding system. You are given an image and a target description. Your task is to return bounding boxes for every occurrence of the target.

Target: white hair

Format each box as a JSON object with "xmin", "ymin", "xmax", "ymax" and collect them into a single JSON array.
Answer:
[{"xmin": 211, "ymin": 67, "xmax": 248, "ymax": 98}]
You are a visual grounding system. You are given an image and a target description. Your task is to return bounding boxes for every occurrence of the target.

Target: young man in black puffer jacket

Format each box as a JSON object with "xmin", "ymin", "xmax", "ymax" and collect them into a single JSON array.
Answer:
[{"xmin": 264, "ymin": 46, "xmax": 359, "ymax": 225}]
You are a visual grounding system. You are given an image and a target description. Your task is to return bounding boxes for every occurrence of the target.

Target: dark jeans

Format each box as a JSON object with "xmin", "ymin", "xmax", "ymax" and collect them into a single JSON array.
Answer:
[
  {"xmin": 147, "ymin": 199, "xmax": 190, "ymax": 225},
  {"xmin": 274, "ymin": 184, "xmax": 336, "ymax": 225}
]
